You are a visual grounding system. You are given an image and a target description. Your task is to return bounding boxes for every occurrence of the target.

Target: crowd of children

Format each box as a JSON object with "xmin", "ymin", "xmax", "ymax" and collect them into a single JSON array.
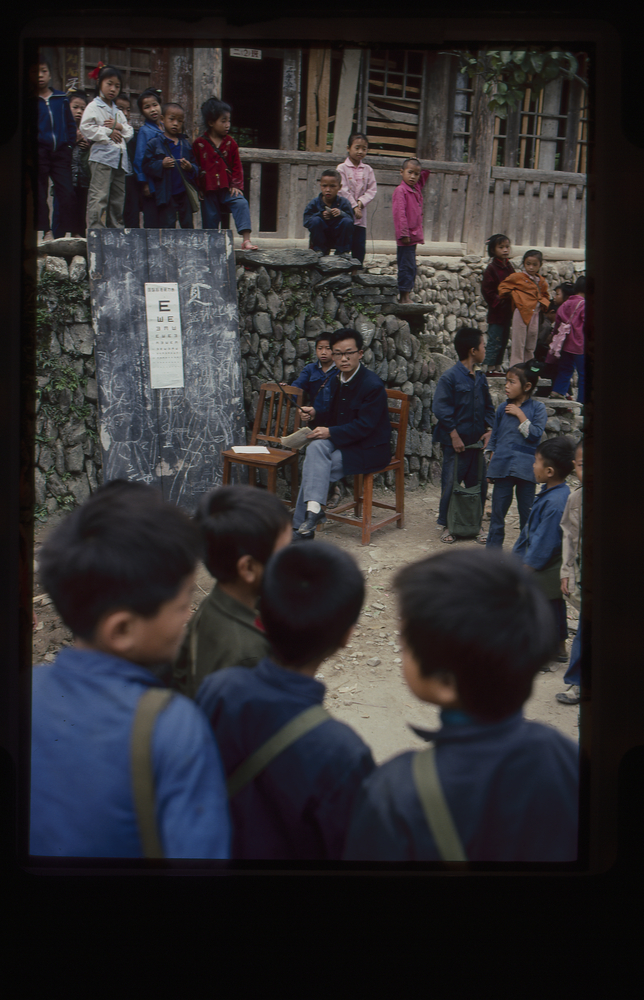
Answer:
[{"xmin": 31, "ymin": 480, "xmax": 580, "ymax": 863}]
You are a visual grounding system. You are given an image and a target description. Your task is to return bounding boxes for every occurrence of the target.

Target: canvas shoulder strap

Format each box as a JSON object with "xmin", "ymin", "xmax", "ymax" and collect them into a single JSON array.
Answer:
[
  {"xmin": 227, "ymin": 704, "xmax": 330, "ymax": 798},
  {"xmin": 412, "ymin": 745, "xmax": 468, "ymax": 862},
  {"xmin": 131, "ymin": 687, "xmax": 175, "ymax": 858}
]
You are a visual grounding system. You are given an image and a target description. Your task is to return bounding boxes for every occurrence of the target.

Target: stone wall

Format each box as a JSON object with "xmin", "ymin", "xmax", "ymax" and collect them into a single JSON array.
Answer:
[{"xmin": 32, "ymin": 240, "xmax": 584, "ymax": 517}]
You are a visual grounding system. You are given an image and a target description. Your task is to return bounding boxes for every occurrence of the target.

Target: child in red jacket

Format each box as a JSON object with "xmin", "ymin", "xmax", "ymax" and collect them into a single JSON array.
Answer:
[
  {"xmin": 391, "ymin": 158, "xmax": 430, "ymax": 303},
  {"xmin": 192, "ymin": 97, "xmax": 257, "ymax": 249}
]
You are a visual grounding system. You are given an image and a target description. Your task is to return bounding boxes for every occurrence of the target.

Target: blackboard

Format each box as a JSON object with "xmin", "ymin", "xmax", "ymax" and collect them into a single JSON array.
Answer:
[{"xmin": 88, "ymin": 229, "xmax": 246, "ymax": 512}]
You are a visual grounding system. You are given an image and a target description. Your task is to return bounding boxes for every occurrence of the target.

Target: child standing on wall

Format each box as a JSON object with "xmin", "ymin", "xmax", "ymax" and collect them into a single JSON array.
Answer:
[
  {"xmin": 391, "ymin": 158, "xmax": 430, "ymax": 304},
  {"xmin": 142, "ymin": 103, "xmax": 199, "ymax": 229},
  {"xmin": 80, "ymin": 65, "xmax": 134, "ymax": 229},
  {"xmin": 115, "ymin": 93, "xmax": 140, "ymax": 228},
  {"xmin": 51, "ymin": 90, "xmax": 90, "ymax": 239},
  {"xmin": 497, "ymin": 249, "xmax": 550, "ymax": 367},
  {"xmin": 480, "ymin": 234, "xmax": 515, "ymax": 376},
  {"xmin": 337, "ymin": 132, "xmax": 377, "ymax": 265},
  {"xmin": 133, "ymin": 88, "xmax": 165, "ymax": 228},
  {"xmin": 192, "ymin": 97, "xmax": 257, "ymax": 249}
]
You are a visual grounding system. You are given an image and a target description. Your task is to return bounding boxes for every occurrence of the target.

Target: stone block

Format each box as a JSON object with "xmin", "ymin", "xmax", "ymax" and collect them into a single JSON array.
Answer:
[
  {"xmin": 272, "ymin": 358, "xmax": 284, "ymax": 382},
  {"xmin": 281, "ymin": 340, "xmax": 296, "ymax": 364},
  {"xmin": 255, "ymin": 290, "xmax": 268, "ymax": 312},
  {"xmin": 386, "ymin": 337, "xmax": 396, "ymax": 361},
  {"xmin": 69, "ymin": 255, "xmax": 87, "ymax": 282},
  {"xmin": 401, "ymin": 380, "xmax": 414, "ymax": 396},
  {"xmin": 67, "ymin": 474, "xmax": 91, "ymax": 505},
  {"xmin": 395, "ymin": 326, "xmax": 412, "ymax": 359},
  {"xmin": 430, "ymin": 352, "xmax": 454, "ymax": 378},
  {"xmin": 34, "ymin": 467, "xmax": 47, "ymax": 505},
  {"xmin": 323, "ymin": 293, "xmax": 338, "ymax": 319},
  {"xmin": 253, "ymin": 312, "xmax": 272, "ymax": 336},
  {"xmin": 64, "ymin": 323, "xmax": 94, "ymax": 355},
  {"xmin": 256, "ymin": 266, "xmax": 271, "ymax": 292},
  {"xmin": 44, "ymin": 256, "xmax": 69, "ymax": 280},
  {"xmin": 355, "ymin": 316, "xmax": 376, "ymax": 346},
  {"xmin": 421, "ymin": 431, "xmax": 433, "ymax": 457},
  {"xmin": 272, "ymin": 322, "xmax": 284, "ymax": 341},
  {"xmin": 546, "ymin": 417, "xmax": 561, "ymax": 432},
  {"xmin": 239, "ymin": 334, "xmax": 252, "ymax": 355},
  {"xmin": 406, "ymin": 472, "xmax": 419, "ymax": 491},
  {"xmin": 65, "ymin": 443, "xmax": 85, "ymax": 472},
  {"xmin": 305, "ymin": 316, "xmax": 327, "ymax": 338},
  {"xmin": 385, "ymin": 315, "xmax": 400, "ymax": 336},
  {"xmin": 296, "ymin": 338, "xmax": 311, "ymax": 358}
]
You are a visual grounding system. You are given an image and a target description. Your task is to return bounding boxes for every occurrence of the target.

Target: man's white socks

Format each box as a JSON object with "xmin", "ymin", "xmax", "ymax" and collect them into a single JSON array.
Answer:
[{"xmin": 306, "ymin": 501, "xmax": 322, "ymax": 514}]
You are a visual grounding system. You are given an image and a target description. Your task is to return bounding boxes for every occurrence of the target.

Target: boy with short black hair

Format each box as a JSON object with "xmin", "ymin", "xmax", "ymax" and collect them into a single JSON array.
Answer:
[
  {"xmin": 290, "ymin": 334, "xmax": 337, "ymax": 413},
  {"xmin": 172, "ymin": 485, "xmax": 292, "ymax": 699},
  {"xmin": 303, "ymin": 169, "xmax": 355, "ymax": 257},
  {"xmin": 513, "ymin": 436, "xmax": 575, "ymax": 662},
  {"xmin": 432, "ymin": 327, "xmax": 496, "ymax": 543},
  {"xmin": 343, "ymin": 547, "xmax": 579, "ymax": 862},
  {"xmin": 142, "ymin": 103, "xmax": 199, "ymax": 229},
  {"xmin": 30, "ymin": 480, "xmax": 230, "ymax": 859},
  {"xmin": 51, "ymin": 90, "xmax": 90, "ymax": 238},
  {"xmin": 34, "ymin": 56, "xmax": 77, "ymax": 240},
  {"xmin": 196, "ymin": 542, "xmax": 376, "ymax": 859}
]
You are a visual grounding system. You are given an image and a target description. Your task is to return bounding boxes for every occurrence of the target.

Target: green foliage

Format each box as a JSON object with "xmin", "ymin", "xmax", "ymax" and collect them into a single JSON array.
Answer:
[
  {"xmin": 442, "ymin": 47, "xmax": 586, "ymax": 118},
  {"xmin": 34, "ymin": 504, "xmax": 49, "ymax": 522}
]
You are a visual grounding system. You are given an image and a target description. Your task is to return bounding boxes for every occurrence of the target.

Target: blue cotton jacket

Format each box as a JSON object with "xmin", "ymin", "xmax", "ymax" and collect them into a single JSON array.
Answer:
[
  {"xmin": 303, "ymin": 193, "xmax": 354, "ymax": 228},
  {"xmin": 486, "ymin": 397, "xmax": 548, "ymax": 482},
  {"xmin": 196, "ymin": 658, "xmax": 376, "ymax": 860},
  {"xmin": 133, "ymin": 118, "xmax": 165, "ymax": 190},
  {"xmin": 513, "ymin": 481, "xmax": 570, "ymax": 570},
  {"xmin": 432, "ymin": 362, "xmax": 496, "ymax": 447},
  {"xmin": 142, "ymin": 133, "xmax": 199, "ymax": 207},
  {"xmin": 314, "ymin": 364, "xmax": 392, "ymax": 476},
  {"xmin": 30, "ymin": 648, "xmax": 231, "ymax": 859},
  {"xmin": 291, "ymin": 360, "xmax": 337, "ymax": 410},
  {"xmin": 38, "ymin": 90, "xmax": 76, "ymax": 150},
  {"xmin": 343, "ymin": 709, "xmax": 579, "ymax": 862}
]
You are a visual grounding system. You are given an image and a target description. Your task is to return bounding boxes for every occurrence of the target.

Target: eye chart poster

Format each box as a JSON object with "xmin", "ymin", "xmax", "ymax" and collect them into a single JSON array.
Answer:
[{"xmin": 145, "ymin": 282, "xmax": 185, "ymax": 389}]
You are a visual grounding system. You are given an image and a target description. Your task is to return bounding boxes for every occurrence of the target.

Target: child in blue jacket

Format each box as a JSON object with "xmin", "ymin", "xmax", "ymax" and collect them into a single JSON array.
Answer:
[
  {"xmin": 35, "ymin": 57, "xmax": 77, "ymax": 239},
  {"xmin": 484, "ymin": 361, "xmax": 548, "ymax": 548},
  {"xmin": 513, "ymin": 436, "xmax": 574, "ymax": 661},
  {"xmin": 304, "ymin": 170, "xmax": 354, "ymax": 256},
  {"xmin": 133, "ymin": 88, "xmax": 164, "ymax": 227},
  {"xmin": 343, "ymin": 547, "xmax": 578, "ymax": 862},
  {"xmin": 196, "ymin": 542, "xmax": 376, "ymax": 860},
  {"xmin": 142, "ymin": 103, "xmax": 199, "ymax": 229}
]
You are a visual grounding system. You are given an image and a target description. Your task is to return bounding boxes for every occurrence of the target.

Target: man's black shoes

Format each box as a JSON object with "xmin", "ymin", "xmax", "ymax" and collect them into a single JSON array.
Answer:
[{"xmin": 295, "ymin": 510, "xmax": 326, "ymax": 539}]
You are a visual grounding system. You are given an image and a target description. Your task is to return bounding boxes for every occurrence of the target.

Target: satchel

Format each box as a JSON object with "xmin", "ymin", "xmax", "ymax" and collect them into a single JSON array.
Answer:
[
  {"xmin": 176, "ymin": 161, "xmax": 201, "ymax": 213},
  {"xmin": 549, "ymin": 300, "xmax": 584, "ymax": 359},
  {"xmin": 446, "ymin": 442, "xmax": 485, "ymax": 539}
]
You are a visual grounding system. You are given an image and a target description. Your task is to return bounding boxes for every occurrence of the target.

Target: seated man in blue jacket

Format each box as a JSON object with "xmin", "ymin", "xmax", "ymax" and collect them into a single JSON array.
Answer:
[
  {"xmin": 294, "ymin": 328, "xmax": 391, "ymax": 539},
  {"xmin": 432, "ymin": 327, "xmax": 496, "ymax": 543}
]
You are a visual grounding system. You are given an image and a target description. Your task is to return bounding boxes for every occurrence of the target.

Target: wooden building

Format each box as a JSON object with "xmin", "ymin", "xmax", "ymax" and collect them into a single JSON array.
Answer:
[{"xmin": 40, "ymin": 42, "xmax": 588, "ymax": 257}]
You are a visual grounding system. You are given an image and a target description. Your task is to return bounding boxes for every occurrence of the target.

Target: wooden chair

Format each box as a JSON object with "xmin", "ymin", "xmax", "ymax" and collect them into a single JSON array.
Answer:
[
  {"xmin": 324, "ymin": 389, "xmax": 410, "ymax": 545},
  {"xmin": 221, "ymin": 383, "xmax": 303, "ymax": 504}
]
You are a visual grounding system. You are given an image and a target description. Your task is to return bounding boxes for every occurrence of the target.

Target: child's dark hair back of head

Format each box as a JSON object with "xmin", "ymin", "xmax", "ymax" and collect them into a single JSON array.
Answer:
[
  {"xmin": 536, "ymin": 436, "xmax": 575, "ymax": 478},
  {"xmin": 68, "ymin": 90, "xmax": 88, "ymax": 105},
  {"xmin": 573, "ymin": 275, "xmax": 586, "ymax": 294},
  {"xmin": 260, "ymin": 543, "xmax": 365, "ymax": 668},
  {"xmin": 195, "ymin": 485, "xmax": 290, "ymax": 583},
  {"xmin": 394, "ymin": 548, "xmax": 558, "ymax": 722},
  {"xmin": 555, "ymin": 282, "xmax": 575, "ymax": 301},
  {"xmin": 330, "ymin": 328, "xmax": 364, "ymax": 351},
  {"xmin": 201, "ymin": 96, "xmax": 231, "ymax": 127},
  {"xmin": 37, "ymin": 480, "xmax": 203, "ymax": 642},
  {"xmin": 137, "ymin": 87, "xmax": 162, "ymax": 112},
  {"xmin": 507, "ymin": 360, "xmax": 541, "ymax": 395},
  {"xmin": 320, "ymin": 168, "xmax": 341, "ymax": 182},
  {"xmin": 453, "ymin": 327, "xmax": 483, "ymax": 360}
]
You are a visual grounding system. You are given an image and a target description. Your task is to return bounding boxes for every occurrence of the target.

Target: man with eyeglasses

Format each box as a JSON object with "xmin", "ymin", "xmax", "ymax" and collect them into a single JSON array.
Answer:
[{"xmin": 293, "ymin": 329, "xmax": 392, "ymax": 539}]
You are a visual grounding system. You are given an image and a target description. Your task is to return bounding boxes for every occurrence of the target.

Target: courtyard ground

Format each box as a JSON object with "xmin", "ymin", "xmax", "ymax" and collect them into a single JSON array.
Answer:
[{"xmin": 32, "ymin": 481, "xmax": 579, "ymax": 764}]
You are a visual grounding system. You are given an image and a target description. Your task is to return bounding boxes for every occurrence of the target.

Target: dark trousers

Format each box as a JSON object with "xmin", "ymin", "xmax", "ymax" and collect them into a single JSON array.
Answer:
[
  {"xmin": 157, "ymin": 192, "xmax": 193, "ymax": 229},
  {"xmin": 486, "ymin": 477, "xmax": 536, "ymax": 548},
  {"xmin": 307, "ymin": 215, "xmax": 353, "ymax": 254},
  {"xmin": 484, "ymin": 322, "xmax": 510, "ymax": 368},
  {"xmin": 396, "ymin": 244, "xmax": 417, "ymax": 292},
  {"xmin": 552, "ymin": 351, "xmax": 585, "ymax": 403},
  {"xmin": 550, "ymin": 597, "xmax": 568, "ymax": 642},
  {"xmin": 141, "ymin": 192, "xmax": 159, "ymax": 228},
  {"xmin": 563, "ymin": 627, "xmax": 581, "ymax": 685},
  {"xmin": 122, "ymin": 175, "xmax": 140, "ymax": 228},
  {"xmin": 437, "ymin": 444, "xmax": 488, "ymax": 527},
  {"xmin": 351, "ymin": 226, "xmax": 367, "ymax": 264},
  {"xmin": 38, "ymin": 143, "xmax": 75, "ymax": 234},
  {"xmin": 52, "ymin": 185, "xmax": 88, "ymax": 238}
]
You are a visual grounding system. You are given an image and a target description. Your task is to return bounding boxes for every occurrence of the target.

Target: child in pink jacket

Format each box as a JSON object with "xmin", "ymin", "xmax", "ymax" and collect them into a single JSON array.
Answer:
[
  {"xmin": 392, "ymin": 158, "xmax": 430, "ymax": 303},
  {"xmin": 337, "ymin": 132, "xmax": 377, "ymax": 265}
]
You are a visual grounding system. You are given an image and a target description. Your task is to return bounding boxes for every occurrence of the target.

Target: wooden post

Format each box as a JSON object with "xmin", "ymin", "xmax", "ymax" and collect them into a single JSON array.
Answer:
[
  {"xmin": 537, "ymin": 79, "xmax": 562, "ymax": 171},
  {"xmin": 332, "ymin": 49, "xmax": 362, "ymax": 155},
  {"xmin": 192, "ymin": 46, "xmax": 222, "ymax": 142},
  {"xmin": 168, "ymin": 47, "xmax": 194, "ymax": 136},
  {"xmin": 278, "ymin": 50, "xmax": 301, "ymax": 237},
  {"xmin": 463, "ymin": 67, "xmax": 496, "ymax": 255},
  {"xmin": 419, "ymin": 52, "xmax": 451, "ymax": 161},
  {"xmin": 306, "ymin": 49, "xmax": 331, "ymax": 152}
]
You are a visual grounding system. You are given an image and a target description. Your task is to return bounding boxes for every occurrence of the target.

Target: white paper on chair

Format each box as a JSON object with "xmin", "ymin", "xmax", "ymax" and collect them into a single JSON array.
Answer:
[{"xmin": 231, "ymin": 446, "xmax": 271, "ymax": 454}]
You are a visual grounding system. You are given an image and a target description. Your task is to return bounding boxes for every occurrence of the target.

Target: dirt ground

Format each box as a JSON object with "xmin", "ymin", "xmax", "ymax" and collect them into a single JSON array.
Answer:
[{"xmin": 32, "ymin": 482, "xmax": 579, "ymax": 764}]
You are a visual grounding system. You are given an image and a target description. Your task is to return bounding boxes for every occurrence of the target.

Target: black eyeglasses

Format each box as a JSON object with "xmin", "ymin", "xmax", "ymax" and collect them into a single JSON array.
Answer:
[{"xmin": 331, "ymin": 350, "xmax": 361, "ymax": 359}]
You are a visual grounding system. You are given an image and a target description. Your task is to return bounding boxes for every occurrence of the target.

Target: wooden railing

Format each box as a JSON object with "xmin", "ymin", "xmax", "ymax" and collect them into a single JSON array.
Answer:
[{"xmin": 237, "ymin": 148, "xmax": 586, "ymax": 255}]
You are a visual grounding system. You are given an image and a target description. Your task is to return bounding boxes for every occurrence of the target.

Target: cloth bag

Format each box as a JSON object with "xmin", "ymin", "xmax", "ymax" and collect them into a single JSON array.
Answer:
[
  {"xmin": 176, "ymin": 162, "xmax": 201, "ymax": 214},
  {"xmin": 447, "ymin": 442, "xmax": 485, "ymax": 539}
]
